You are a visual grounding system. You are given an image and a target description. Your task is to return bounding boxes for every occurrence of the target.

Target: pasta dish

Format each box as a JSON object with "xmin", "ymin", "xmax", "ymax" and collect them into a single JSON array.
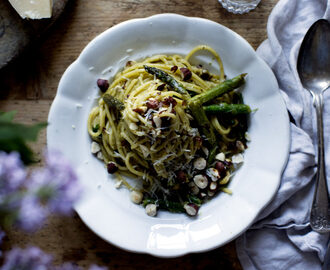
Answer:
[{"xmin": 87, "ymin": 45, "xmax": 251, "ymax": 216}]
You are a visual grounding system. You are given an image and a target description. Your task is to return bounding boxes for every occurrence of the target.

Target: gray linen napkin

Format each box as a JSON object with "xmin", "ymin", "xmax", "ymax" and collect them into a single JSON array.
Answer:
[{"xmin": 236, "ymin": 0, "xmax": 330, "ymax": 269}]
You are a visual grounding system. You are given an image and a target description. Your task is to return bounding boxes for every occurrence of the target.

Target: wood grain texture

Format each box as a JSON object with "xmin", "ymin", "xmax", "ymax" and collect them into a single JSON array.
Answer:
[{"xmin": 0, "ymin": 0, "xmax": 279, "ymax": 269}]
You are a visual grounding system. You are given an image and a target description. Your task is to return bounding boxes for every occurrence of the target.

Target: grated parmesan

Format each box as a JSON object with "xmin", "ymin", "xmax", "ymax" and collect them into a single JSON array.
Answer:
[{"xmin": 153, "ymin": 153, "xmax": 175, "ymax": 166}]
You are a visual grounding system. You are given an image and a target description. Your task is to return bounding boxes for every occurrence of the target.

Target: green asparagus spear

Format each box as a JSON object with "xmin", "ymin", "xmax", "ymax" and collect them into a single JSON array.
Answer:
[
  {"xmin": 189, "ymin": 101, "xmax": 216, "ymax": 146},
  {"xmin": 144, "ymin": 65, "xmax": 190, "ymax": 99},
  {"xmin": 103, "ymin": 94, "xmax": 124, "ymax": 111},
  {"xmin": 188, "ymin": 74, "xmax": 247, "ymax": 106},
  {"xmin": 187, "ymin": 74, "xmax": 246, "ymax": 146},
  {"xmin": 204, "ymin": 103, "xmax": 251, "ymax": 115}
]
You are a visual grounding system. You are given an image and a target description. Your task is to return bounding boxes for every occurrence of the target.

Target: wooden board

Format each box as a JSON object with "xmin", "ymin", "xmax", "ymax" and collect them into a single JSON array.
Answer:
[
  {"xmin": 0, "ymin": 0, "xmax": 69, "ymax": 69},
  {"xmin": 0, "ymin": 0, "xmax": 279, "ymax": 269}
]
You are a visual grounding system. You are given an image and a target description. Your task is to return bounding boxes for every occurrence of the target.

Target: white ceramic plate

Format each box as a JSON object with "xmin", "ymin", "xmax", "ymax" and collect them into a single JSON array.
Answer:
[{"xmin": 47, "ymin": 14, "xmax": 290, "ymax": 257}]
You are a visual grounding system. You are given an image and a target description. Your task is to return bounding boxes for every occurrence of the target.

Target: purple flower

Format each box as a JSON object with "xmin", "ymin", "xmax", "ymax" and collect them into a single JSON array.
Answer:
[
  {"xmin": 0, "ymin": 152, "xmax": 26, "ymax": 202},
  {"xmin": 17, "ymin": 195, "xmax": 47, "ymax": 232},
  {"xmin": 0, "ymin": 152, "xmax": 29, "ymax": 229},
  {"xmin": 0, "ymin": 246, "xmax": 108, "ymax": 270},
  {"xmin": 0, "ymin": 150, "xmax": 80, "ymax": 231},
  {"xmin": 1, "ymin": 246, "xmax": 52, "ymax": 270},
  {"xmin": 55, "ymin": 263, "xmax": 108, "ymax": 270},
  {"xmin": 88, "ymin": 266, "xmax": 108, "ymax": 270},
  {"xmin": 27, "ymin": 150, "xmax": 80, "ymax": 215},
  {"xmin": 0, "ymin": 230, "xmax": 5, "ymax": 256},
  {"xmin": 0, "ymin": 230, "xmax": 5, "ymax": 243},
  {"xmin": 55, "ymin": 263, "xmax": 82, "ymax": 270}
]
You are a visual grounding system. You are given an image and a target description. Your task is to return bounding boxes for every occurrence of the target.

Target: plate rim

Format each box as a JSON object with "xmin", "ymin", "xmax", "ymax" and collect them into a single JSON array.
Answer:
[{"xmin": 47, "ymin": 13, "xmax": 290, "ymax": 257}]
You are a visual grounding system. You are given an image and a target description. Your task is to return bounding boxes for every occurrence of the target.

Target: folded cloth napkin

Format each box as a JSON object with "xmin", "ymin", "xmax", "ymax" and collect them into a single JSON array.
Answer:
[{"xmin": 236, "ymin": 0, "xmax": 330, "ymax": 269}]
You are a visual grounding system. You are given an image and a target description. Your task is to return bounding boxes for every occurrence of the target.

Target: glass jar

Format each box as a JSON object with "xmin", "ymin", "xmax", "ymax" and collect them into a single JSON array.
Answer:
[{"xmin": 218, "ymin": 0, "xmax": 261, "ymax": 14}]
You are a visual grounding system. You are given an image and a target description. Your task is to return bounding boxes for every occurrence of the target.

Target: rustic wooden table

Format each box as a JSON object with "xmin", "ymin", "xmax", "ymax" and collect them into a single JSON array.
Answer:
[{"xmin": 0, "ymin": 0, "xmax": 278, "ymax": 269}]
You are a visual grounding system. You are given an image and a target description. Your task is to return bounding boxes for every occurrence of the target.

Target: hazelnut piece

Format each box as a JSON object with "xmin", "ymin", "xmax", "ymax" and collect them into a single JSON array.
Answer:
[
  {"xmin": 107, "ymin": 162, "xmax": 118, "ymax": 174},
  {"xmin": 146, "ymin": 98, "xmax": 159, "ymax": 109},
  {"xmin": 184, "ymin": 203, "xmax": 199, "ymax": 216},
  {"xmin": 130, "ymin": 190, "xmax": 143, "ymax": 204},
  {"xmin": 171, "ymin": 66, "xmax": 178, "ymax": 72},
  {"xmin": 145, "ymin": 204, "xmax": 157, "ymax": 217},
  {"xmin": 97, "ymin": 79, "xmax": 109, "ymax": 93},
  {"xmin": 193, "ymin": 157, "xmax": 207, "ymax": 170},
  {"xmin": 180, "ymin": 67, "xmax": 192, "ymax": 81},
  {"xmin": 193, "ymin": 174, "xmax": 208, "ymax": 189}
]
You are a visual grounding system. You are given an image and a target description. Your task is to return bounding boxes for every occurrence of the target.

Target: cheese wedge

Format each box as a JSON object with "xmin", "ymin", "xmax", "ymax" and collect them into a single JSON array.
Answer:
[{"xmin": 8, "ymin": 0, "xmax": 53, "ymax": 19}]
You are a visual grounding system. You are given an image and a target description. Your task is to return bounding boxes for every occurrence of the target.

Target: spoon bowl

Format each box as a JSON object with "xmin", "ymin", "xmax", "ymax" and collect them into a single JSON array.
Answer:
[
  {"xmin": 297, "ymin": 19, "xmax": 330, "ymax": 233},
  {"xmin": 298, "ymin": 19, "xmax": 330, "ymax": 93}
]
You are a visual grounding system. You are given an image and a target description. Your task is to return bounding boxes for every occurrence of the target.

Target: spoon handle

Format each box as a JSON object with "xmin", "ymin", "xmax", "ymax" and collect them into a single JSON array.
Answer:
[{"xmin": 310, "ymin": 92, "xmax": 330, "ymax": 233}]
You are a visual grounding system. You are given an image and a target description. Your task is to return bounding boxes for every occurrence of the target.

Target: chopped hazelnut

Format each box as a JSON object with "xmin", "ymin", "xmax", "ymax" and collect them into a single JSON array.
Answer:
[
  {"xmin": 206, "ymin": 168, "xmax": 220, "ymax": 182},
  {"xmin": 245, "ymin": 132, "xmax": 251, "ymax": 141},
  {"xmin": 215, "ymin": 161, "xmax": 226, "ymax": 176},
  {"xmin": 184, "ymin": 203, "xmax": 199, "ymax": 216},
  {"xmin": 193, "ymin": 157, "xmax": 207, "ymax": 170},
  {"xmin": 107, "ymin": 162, "xmax": 118, "ymax": 174},
  {"xmin": 163, "ymin": 96, "xmax": 177, "ymax": 107},
  {"xmin": 126, "ymin": 60, "xmax": 134, "ymax": 67},
  {"xmin": 133, "ymin": 108, "xmax": 146, "ymax": 114},
  {"xmin": 209, "ymin": 181, "xmax": 218, "ymax": 191},
  {"xmin": 189, "ymin": 182, "xmax": 200, "ymax": 195},
  {"xmin": 171, "ymin": 65, "xmax": 178, "ymax": 72},
  {"xmin": 145, "ymin": 204, "xmax": 157, "ymax": 217},
  {"xmin": 193, "ymin": 174, "xmax": 208, "ymax": 189},
  {"xmin": 146, "ymin": 98, "xmax": 159, "ymax": 109},
  {"xmin": 232, "ymin": 153, "xmax": 244, "ymax": 164},
  {"xmin": 236, "ymin": 140, "xmax": 245, "ymax": 151},
  {"xmin": 180, "ymin": 67, "xmax": 192, "ymax": 81},
  {"xmin": 130, "ymin": 190, "xmax": 143, "ymax": 204},
  {"xmin": 97, "ymin": 79, "xmax": 109, "ymax": 93},
  {"xmin": 96, "ymin": 151, "xmax": 104, "ymax": 160},
  {"xmin": 200, "ymin": 70, "xmax": 211, "ymax": 80},
  {"xmin": 157, "ymin": 84, "xmax": 166, "ymax": 91},
  {"xmin": 215, "ymin": 152, "xmax": 225, "ymax": 162},
  {"xmin": 91, "ymin": 141, "xmax": 101, "ymax": 154}
]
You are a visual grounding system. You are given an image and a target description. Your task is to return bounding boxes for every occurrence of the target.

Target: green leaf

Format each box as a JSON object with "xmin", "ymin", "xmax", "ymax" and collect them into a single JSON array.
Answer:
[
  {"xmin": 0, "ymin": 111, "xmax": 47, "ymax": 164},
  {"xmin": 0, "ymin": 122, "xmax": 47, "ymax": 141},
  {"xmin": 0, "ymin": 139, "xmax": 35, "ymax": 164},
  {"xmin": 0, "ymin": 111, "xmax": 17, "ymax": 122}
]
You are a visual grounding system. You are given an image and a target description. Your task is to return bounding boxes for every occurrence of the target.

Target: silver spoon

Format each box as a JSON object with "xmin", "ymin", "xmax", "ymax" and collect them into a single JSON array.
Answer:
[{"xmin": 297, "ymin": 19, "xmax": 330, "ymax": 233}]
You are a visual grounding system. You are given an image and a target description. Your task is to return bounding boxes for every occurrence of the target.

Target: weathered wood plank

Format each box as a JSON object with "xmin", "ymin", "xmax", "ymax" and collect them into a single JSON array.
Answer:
[{"xmin": 0, "ymin": 1, "xmax": 279, "ymax": 268}]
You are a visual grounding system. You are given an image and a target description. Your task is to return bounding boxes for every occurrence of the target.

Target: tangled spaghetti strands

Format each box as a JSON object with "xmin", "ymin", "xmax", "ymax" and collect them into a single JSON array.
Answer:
[{"xmin": 87, "ymin": 45, "xmax": 238, "ymax": 186}]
